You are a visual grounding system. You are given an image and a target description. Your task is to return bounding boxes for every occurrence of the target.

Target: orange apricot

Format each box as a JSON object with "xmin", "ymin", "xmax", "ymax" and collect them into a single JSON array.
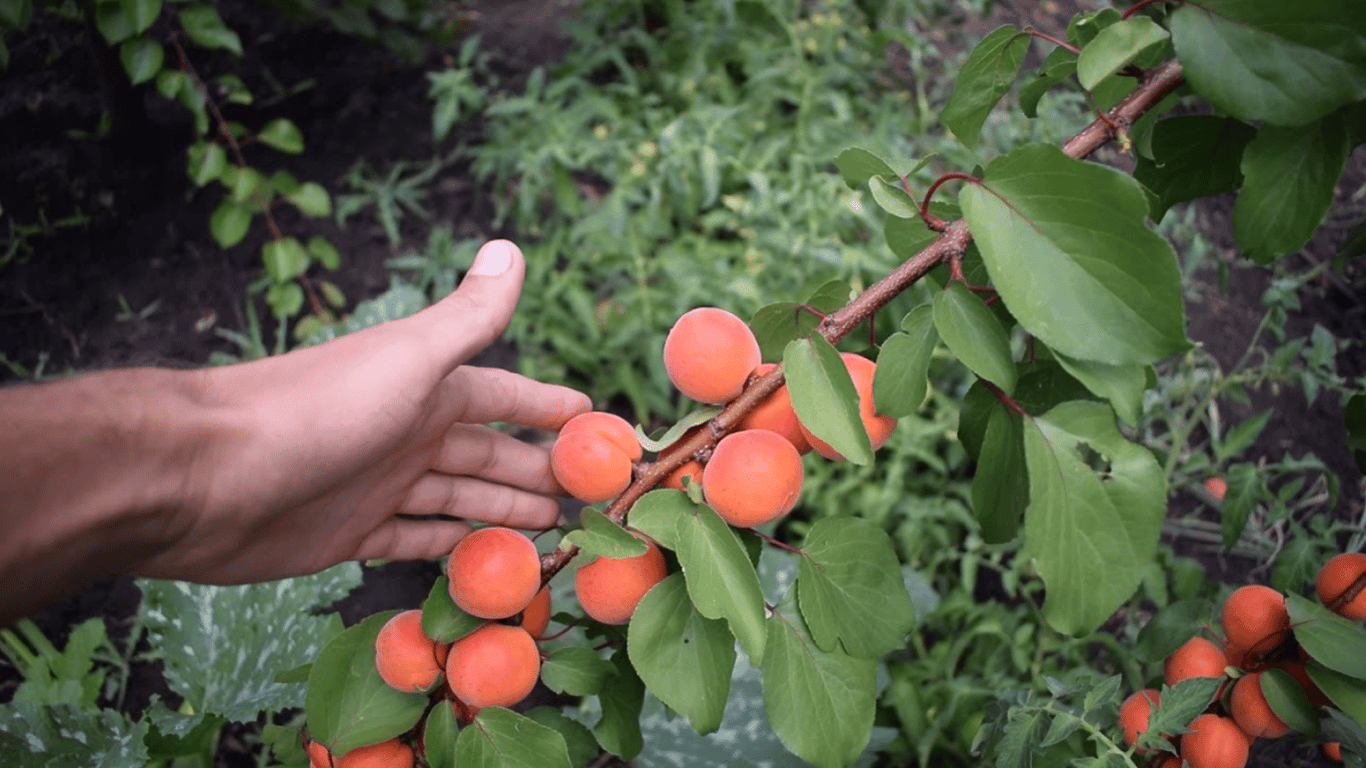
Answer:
[
  {"xmin": 738, "ymin": 363, "xmax": 811, "ymax": 453},
  {"xmin": 550, "ymin": 411, "xmax": 642, "ymax": 504},
  {"xmin": 1220, "ymin": 585, "xmax": 1290, "ymax": 655},
  {"xmin": 308, "ymin": 739, "xmax": 414, "ymax": 768},
  {"xmin": 1118, "ymin": 689, "xmax": 1161, "ymax": 753},
  {"xmin": 1203, "ymin": 477, "xmax": 1228, "ymax": 501},
  {"xmin": 663, "ymin": 307, "xmax": 761, "ymax": 404},
  {"xmin": 1152, "ymin": 756, "xmax": 1182, "ymax": 768},
  {"xmin": 1181, "ymin": 714, "xmax": 1249, "ymax": 768},
  {"xmin": 1229, "ymin": 671, "xmax": 1291, "ymax": 739},
  {"xmin": 663, "ymin": 459, "xmax": 704, "ymax": 491},
  {"xmin": 374, "ymin": 610, "xmax": 445, "ymax": 693},
  {"xmin": 702, "ymin": 429, "xmax": 804, "ymax": 528},
  {"xmin": 520, "ymin": 585, "xmax": 552, "ymax": 639},
  {"xmin": 1166, "ymin": 636, "xmax": 1229, "ymax": 687},
  {"xmin": 445, "ymin": 623, "xmax": 540, "ymax": 709},
  {"xmin": 575, "ymin": 537, "xmax": 668, "ymax": 625},
  {"xmin": 796, "ymin": 353, "xmax": 896, "ymax": 461},
  {"xmin": 1324, "ymin": 742, "xmax": 1343, "ymax": 762},
  {"xmin": 1316, "ymin": 552, "xmax": 1366, "ymax": 620},
  {"xmin": 446, "ymin": 527, "xmax": 542, "ymax": 620}
]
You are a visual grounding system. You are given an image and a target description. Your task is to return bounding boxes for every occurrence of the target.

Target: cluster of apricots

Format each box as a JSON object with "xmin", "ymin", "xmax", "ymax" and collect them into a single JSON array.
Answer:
[{"xmin": 1118, "ymin": 553, "xmax": 1366, "ymax": 768}]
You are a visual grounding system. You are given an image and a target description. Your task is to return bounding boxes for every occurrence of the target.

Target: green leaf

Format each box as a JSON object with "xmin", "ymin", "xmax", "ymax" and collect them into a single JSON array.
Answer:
[
  {"xmin": 1262, "ymin": 667, "xmax": 1320, "ymax": 736},
  {"xmin": 675, "ymin": 503, "xmax": 767, "ymax": 664},
  {"xmin": 262, "ymin": 237, "xmax": 309, "ymax": 282},
  {"xmin": 258, "ymin": 117, "xmax": 305, "ymax": 154},
  {"xmin": 1022, "ymin": 401, "xmax": 1166, "ymax": 635},
  {"xmin": 872, "ymin": 304, "xmax": 937, "ymax": 418},
  {"xmin": 1053, "ymin": 352, "xmax": 1146, "ymax": 426},
  {"xmin": 455, "ymin": 707, "xmax": 573, "ymax": 768},
  {"xmin": 209, "ymin": 199, "xmax": 251, "ymax": 248},
  {"xmin": 1287, "ymin": 593, "xmax": 1366, "ymax": 679},
  {"xmin": 1076, "ymin": 16, "xmax": 1168, "ymax": 90},
  {"xmin": 266, "ymin": 281, "xmax": 304, "ymax": 318},
  {"xmin": 785, "ymin": 336, "xmax": 874, "ymax": 466},
  {"xmin": 120, "ymin": 0, "xmax": 160, "ymax": 33},
  {"xmin": 118, "ymin": 37, "xmax": 163, "ymax": 85},
  {"xmin": 961, "ymin": 143, "xmax": 1189, "ymax": 366},
  {"xmin": 1233, "ymin": 112, "xmax": 1352, "ymax": 263},
  {"xmin": 540, "ymin": 646, "xmax": 616, "ymax": 697},
  {"xmin": 972, "ymin": 404, "xmax": 1028, "ymax": 543},
  {"xmin": 155, "ymin": 68, "xmax": 188, "ymax": 99},
  {"xmin": 522, "ymin": 707, "xmax": 599, "ymax": 768},
  {"xmin": 623, "ymin": 489, "xmax": 691, "ymax": 552},
  {"xmin": 1216, "ymin": 410, "xmax": 1272, "ymax": 462},
  {"xmin": 1170, "ymin": 0, "xmax": 1366, "ymax": 126},
  {"xmin": 0, "ymin": 703, "xmax": 149, "ymax": 766},
  {"xmin": 286, "ymin": 182, "xmax": 331, "ymax": 217},
  {"xmin": 420, "ymin": 576, "xmax": 482, "ymax": 643},
  {"xmin": 1308, "ymin": 661, "xmax": 1366, "ymax": 731},
  {"xmin": 422, "ymin": 703, "xmax": 459, "ymax": 768},
  {"xmin": 627, "ymin": 574, "xmax": 734, "ymax": 734},
  {"xmin": 95, "ymin": 2, "xmax": 134, "ymax": 43},
  {"xmin": 178, "ymin": 4, "xmax": 242, "ymax": 55},
  {"xmin": 940, "ymin": 25, "xmax": 1030, "ymax": 150},
  {"xmin": 214, "ymin": 73, "xmax": 252, "ymax": 104},
  {"xmin": 750, "ymin": 283, "xmax": 849, "ymax": 363},
  {"xmin": 222, "ymin": 165, "xmax": 267, "ymax": 203},
  {"xmin": 1142, "ymin": 678, "xmax": 1223, "ymax": 750},
  {"xmin": 187, "ymin": 141, "xmax": 226, "ymax": 187},
  {"xmin": 867, "ymin": 175, "xmax": 917, "ymax": 218},
  {"xmin": 934, "ymin": 281, "xmax": 1017, "ymax": 393},
  {"xmin": 796, "ymin": 516, "xmax": 916, "ymax": 658},
  {"xmin": 1134, "ymin": 600, "xmax": 1213, "ymax": 663},
  {"xmin": 833, "ymin": 147, "xmax": 895, "ymax": 188},
  {"xmin": 762, "ymin": 603, "xmax": 877, "ymax": 768},
  {"xmin": 594, "ymin": 650, "xmax": 644, "ymax": 760},
  {"xmin": 0, "ymin": 0, "xmax": 33, "ymax": 31},
  {"xmin": 319, "ymin": 281, "xmax": 346, "ymax": 309},
  {"xmin": 1019, "ymin": 49, "xmax": 1076, "ymax": 119},
  {"xmin": 1219, "ymin": 462, "xmax": 1261, "ymax": 552},
  {"xmin": 1132, "ymin": 116, "xmax": 1256, "ymax": 222},
  {"xmin": 561, "ymin": 507, "xmax": 648, "ymax": 561},
  {"xmin": 309, "ymin": 236, "xmax": 341, "ymax": 270},
  {"xmin": 304, "ymin": 610, "xmax": 427, "ymax": 755}
]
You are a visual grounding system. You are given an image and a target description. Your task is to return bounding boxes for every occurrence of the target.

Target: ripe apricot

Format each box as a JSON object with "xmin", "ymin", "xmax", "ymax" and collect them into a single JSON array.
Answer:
[
  {"xmin": 575, "ymin": 536, "xmax": 668, "ymax": 625},
  {"xmin": 374, "ymin": 609, "xmax": 446, "ymax": 693},
  {"xmin": 663, "ymin": 307, "xmax": 761, "ymax": 404},
  {"xmin": 738, "ymin": 363, "xmax": 811, "ymax": 453},
  {"xmin": 445, "ymin": 623, "xmax": 540, "ymax": 709},
  {"xmin": 1182, "ymin": 714, "xmax": 1249, "ymax": 768},
  {"xmin": 1118, "ymin": 689, "xmax": 1160, "ymax": 752},
  {"xmin": 550, "ymin": 411, "xmax": 642, "ymax": 504},
  {"xmin": 796, "ymin": 353, "xmax": 896, "ymax": 461},
  {"xmin": 702, "ymin": 429, "xmax": 804, "ymax": 528},
  {"xmin": 1316, "ymin": 552, "xmax": 1366, "ymax": 620},
  {"xmin": 1324, "ymin": 742, "xmax": 1343, "ymax": 762},
  {"xmin": 308, "ymin": 739, "xmax": 414, "ymax": 768},
  {"xmin": 1153, "ymin": 755, "xmax": 1182, "ymax": 768},
  {"xmin": 1204, "ymin": 477, "xmax": 1228, "ymax": 500},
  {"xmin": 521, "ymin": 585, "xmax": 552, "ymax": 639},
  {"xmin": 1220, "ymin": 585, "xmax": 1290, "ymax": 655},
  {"xmin": 446, "ymin": 527, "xmax": 542, "ymax": 620},
  {"xmin": 1223, "ymin": 640, "xmax": 1252, "ymax": 670},
  {"xmin": 663, "ymin": 459, "xmax": 704, "ymax": 491},
  {"xmin": 1229, "ymin": 671, "xmax": 1291, "ymax": 739},
  {"xmin": 1166, "ymin": 636, "xmax": 1229, "ymax": 690}
]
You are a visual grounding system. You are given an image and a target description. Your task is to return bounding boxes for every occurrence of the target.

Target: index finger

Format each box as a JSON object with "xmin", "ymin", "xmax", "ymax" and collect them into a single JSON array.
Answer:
[{"xmin": 443, "ymin": 365, "xmax": 592, "ymax": 430}]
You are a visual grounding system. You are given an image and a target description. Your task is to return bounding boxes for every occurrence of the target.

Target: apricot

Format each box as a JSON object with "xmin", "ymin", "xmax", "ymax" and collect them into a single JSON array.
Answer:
[
  {"xmin": 1166, "ymin": 636, "xmax": 1229, "ymax": 690},
  {"xmin": 1324, "ymin": 742, "xmax": 1343, "ymax": 762},
  {"xmin": 1203, "ymin": 476, "xmax": 1228, "ymax": 500},
  {"xmin": 1229, "ymin": 671, "xmax": 1291, "ymax": 739},
  {"xmin": 1316, "ymin": 552, "xmax": 1366, "ymax": 620},
  {"xmin": 551, "ymin": 411, "xmax": 642, "ymax": 504},
  {"xmin": 1220, "ymin": 585, "xmax": 1290, "ymax": 655},
  {"xmin": 1118, "ymin": 688, "xmax": 1160, "ymax": 753},
  {"xmin": 374, "ymin": 609, "xmax": 446, "ymax": 693},
  {"xmin": 445, "ymin": 623, "xmax": 540, "ymax": 709},
  {"xmin": 446, "ymin": 527, "xmax": 542, "ymax": 620},
  {"xmin": 663, "ymin": 307, "xmax": 761, "ymax": 404},
  {"xmin": 1152, "ymin": 756, "xmax": 1182, "ymax": 768},
  {"xmin": 796, "ymin": 353, "xmax": 896, "ymax": 461},
  {"xmin": 663, "ymin": 459, "xmax": 704, "ymax": 491},
  {"xmin": 1181, "ymin": 714, "xmax": 1249, "ymax": 768},
  {"xmin": 307, "ymin": 738, "xmax": 414, "ymax": 768},
  {"xmin": 521, "ymin": 585, "xmax": 552, "ymax": 639},
  {"xmin": 575, "ymin": 536, "xmax": 668, "ymax": 625},
  {"xmin": 1223, "ymin": 640, "xmax": 1252, "ymax": 670},
  {"xmin": 738, "ymin": 363, "xmax": 811, "ymax": 453},
  {"xmin": 702, "ymin": 429, "xmax": 804, "ymax": 528}
]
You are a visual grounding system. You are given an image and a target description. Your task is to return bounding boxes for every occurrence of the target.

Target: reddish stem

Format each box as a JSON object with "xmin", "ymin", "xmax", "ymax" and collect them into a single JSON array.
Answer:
[
  {"xmin": 752, "ymin": 530, "xmax": 803, "ymax": 555},
  {"xmin": 981, "ymin": 380, "xmax": 1028, "ymax": 418},
  {"xmin": 1121, "ymin": 0, "xmax": 1173, "ymax": 20},
  {"xmin": 1024, "ymin": 29, "xmax": 1145, "ymax": 79},
  {"xmin": 919, "ymin": 173, "xmax": 979, "ymax": 222}
]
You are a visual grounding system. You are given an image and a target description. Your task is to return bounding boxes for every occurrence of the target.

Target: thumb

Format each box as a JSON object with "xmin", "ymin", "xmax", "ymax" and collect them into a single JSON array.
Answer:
[{"xmin": 414, "ymin": 238, "xmax": 526, "ymax": 372}]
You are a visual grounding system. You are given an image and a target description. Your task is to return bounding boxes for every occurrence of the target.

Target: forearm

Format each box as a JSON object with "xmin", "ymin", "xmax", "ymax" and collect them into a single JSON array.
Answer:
[{"xmin": 0, "ymin": 367, "xmax": 213, "ymax": 626}]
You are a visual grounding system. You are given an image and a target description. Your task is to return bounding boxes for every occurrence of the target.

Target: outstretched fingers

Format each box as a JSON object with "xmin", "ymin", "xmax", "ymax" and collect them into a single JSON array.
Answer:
[{"xmin": 443, "ymin": 366, "xmax": 591, "ymax": 432}]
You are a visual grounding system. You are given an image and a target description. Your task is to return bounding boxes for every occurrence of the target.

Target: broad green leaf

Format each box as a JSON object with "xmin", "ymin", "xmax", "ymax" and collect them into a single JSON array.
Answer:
[
  {"xmin": 872, "ymin": 304, "xmax": 936, "ymax": 418},
  {"xmin": 1022, "ymin": 401, "xmax": 1166, "ymax": 635},
  {"xmin": 1309, "ymin": 661, "xmax": 1366, "ymax": 731},
  {"xmin": 1233, "ymin": 112, "xmax": 1352, "ymax": 263},
  {"xmin": 750, "ymin": 282, "xmax": 848, "ymax": 363},
  {"xmin": 1320, "ymin": 709, "xmax": 1366, "ymax": 761},
  {"xmin": 95, "ymin": 2, "xmax": 134, "ymax": 43},
  {"xmin": 1287, "ymin": 593, "xmax": 1366, "ymax": 679},
  {"xmin": 594, "ymin": 650, "xmax": 644, "ymax": 760},
  {"xmin": 304, "ymin": 610, "xmax": 427, "ymax": 755},
  {"xmin": 627, "ymin": 574, "xmax": 734, "ymax": 734},
  {"xmin": 187, "ymin": 141, "xmax": 226, "ymax": 187},
  {"xmin": 796, "ymin": 516, "xmax": 916, "ymax": 658},
  {"xmin": 562, "ymin": 507, "xmax": 647, "ymax": 567},
  {"xmin": 0, "ymin": 703, "xmax": 149, "ymax": 766},
  {"xmin": 120, "ymin": 0, "xmax": 160, "ymax": 33},
  {"xmin": 155, "ymin": 68, "xmax": 188, "ymax": 99},
  {"xmin": 286, "ymin": 182, "xmax": 331, "ymax": 217},
  {"xmin": 178, "ymin": 4, "xmax": 242, "ymax": 55},
  {"xmin": 309, "ymin": 236, "xmax": 341, "ymax": 270},
  {"xmin": 420, "ymin": 576, "xmax": 482, "ymax": 643},
  {"xmin": 1077, "ymin": 16, "xmax": 1168, "ymax": 90},
  {"xmin": 455, "ymin": 707, "xmax": 572, "ymax": 768},
  {"xmin": 422, "ymin": 703, "xmax": 459, "ymax": 768},
  {"xmin": 934, "ymin": 281, "xmax": 1016, "ymax": 393},
  {"xmin": 883, "ymin": 213, "xmax": 937, "ymax": 261},
  {"xmin": 676, "ymin": 503, "xmax": 767, "ymax": 664},
  {"xmin": 834, "ymin": 147, "xmax": 895, "ymax": 188},
  {"xmin": 961, "ymin": 143, "xmax": 1189, "ymax": 366},
  {"xmin": 1133, "ymin": 116, "xmax": 1256, "ymax": 222},
  {"xmin": 262, "ymin": 237, "xmax": 309, "ymax": 282},
  {"xmin": 623, "ymin": 489, "xmax": 690, "ymax": 552},
  {"xmin": 785, "ymin": 336, "xmax": 873, "ymax": 466},
  {"xmin": 1170, "ymin": 0, "xmax": 1366, "ymax": 126},
  {"xmin": 1134, "ymin": 600, "xmax": 1212, "ymax": 663},
  {"xmin": 868, "ymin": 175, "xmax": 917, "ymax": 218},
  {"xmin": 258, "ymin": 117, "xmax": 305, "ymax": 154},
  {"xmin": 972, "ymin": 404, "xmax": 1028, "ymax": 544},
  {"xmin": 1019, "ymin": 46, "xmax": 1077, "ymax": 119},
  {"xmin": 523, "ymin": 707, "xmax": 599, "ymax": 768},
  {"xmin": 266, "ymin": 281, "xmax": 304, "ymax": 318},
  {"xmin": 540, "ymin": 646, "xmax": 616, "ymax": 697},
  {"xmin": 222, "ymin": 165, "xmax": 267, "ymax": 203},
  {"xmin": 118, "ymin": 37, "xmax": 162, "ymax": 85},
  {"xmin": 940, "ymin": 25, "xmax": 1030, "ymax": 150},
  {"xmin": 1262, "ymin": 667, "xmax": 1320, "ymax": 736},
  {"xmin": 762, "ymin": 603, "xmax": 877, "ymax": 768},
  {"xmin": 1220, "ymin": 462, "xmax": 1261, "ymax": 552},
  {"xmin": 1053, "ymin": 352, "xmax": 1146, "ymax": 426},
  {"xmin": 210, "ymin": 199, "xmax": 251, "ymax": 248}
]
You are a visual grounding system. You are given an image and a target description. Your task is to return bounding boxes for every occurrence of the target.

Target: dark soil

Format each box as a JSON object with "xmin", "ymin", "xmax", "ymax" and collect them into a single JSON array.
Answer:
[{"xmin": 1, "ymin": 1, "xmax": 1363, "ymax": 766}]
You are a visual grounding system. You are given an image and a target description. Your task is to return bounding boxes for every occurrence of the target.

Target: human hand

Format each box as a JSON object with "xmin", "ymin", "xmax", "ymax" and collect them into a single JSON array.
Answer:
[{"xmin": 136, "ymin": 239, "xmax": 591, "ymax": 584}]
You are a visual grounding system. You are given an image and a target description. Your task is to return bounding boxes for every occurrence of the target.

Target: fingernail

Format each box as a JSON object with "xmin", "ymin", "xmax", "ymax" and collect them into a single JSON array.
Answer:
[{"xmin": 468, "ymin": 239, "xmax": 515, "ymax": 277}]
